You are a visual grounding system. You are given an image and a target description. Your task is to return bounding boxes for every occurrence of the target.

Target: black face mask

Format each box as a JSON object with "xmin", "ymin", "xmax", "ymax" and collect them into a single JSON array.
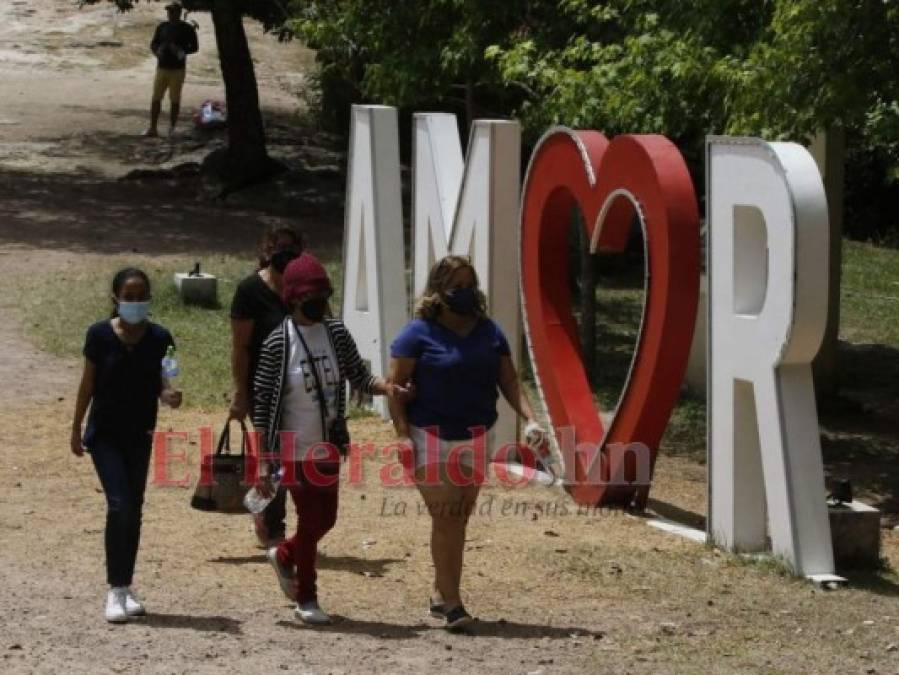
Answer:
[
  {"xmin": 443, "ymin": 287, "xmax": 479, "ymax": 315},
  {"xmin": 271, "ymin": 248, "xmax": 300, "ymax": 274},
  {"xmin": 300, "ymin": 298, "xmax": 328, "ymax": 322}
]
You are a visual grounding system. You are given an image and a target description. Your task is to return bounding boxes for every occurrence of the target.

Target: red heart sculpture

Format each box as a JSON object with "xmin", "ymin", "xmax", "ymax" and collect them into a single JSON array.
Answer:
[{"xmin": 520, "ymin": 130, "xmax": 700, "ymax": 507}]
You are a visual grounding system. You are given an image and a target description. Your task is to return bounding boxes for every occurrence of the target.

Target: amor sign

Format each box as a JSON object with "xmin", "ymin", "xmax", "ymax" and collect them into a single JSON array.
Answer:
[{"xmin": 341, "ymin": 106, "xmax": 835, "ymax": 577}]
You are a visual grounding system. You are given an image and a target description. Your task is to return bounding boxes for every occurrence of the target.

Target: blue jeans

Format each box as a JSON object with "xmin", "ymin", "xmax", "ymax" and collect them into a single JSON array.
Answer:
[{"xmin": 89, "ymin": 437, "xmax": 152, "ymax": 587}]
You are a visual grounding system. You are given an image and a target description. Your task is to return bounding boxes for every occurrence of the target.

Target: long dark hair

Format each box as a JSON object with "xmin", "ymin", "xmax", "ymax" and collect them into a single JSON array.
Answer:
[
  {"xmin": 110, "ymin": 267, "xmax": 151, "ymax": 318},
  {"xmin": 258, "ymin": 225, "xmax": 305, "ymax": 269}
]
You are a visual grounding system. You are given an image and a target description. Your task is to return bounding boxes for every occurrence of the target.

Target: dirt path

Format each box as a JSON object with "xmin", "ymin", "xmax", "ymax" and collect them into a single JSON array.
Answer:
[
  {"xmin": 2, "ymin": 4, "xmax": 899, "ymax": 675},
  {"xmin": 0, "ymin": 250, "xmax": 81, "ymax": 405},
  {"xmin": 0, "ymin": 1, "xmax": 314, "ymax": 176},
  {"xmin": 0, "ymin": 1, "xmax": 334, "ymax": 401}
]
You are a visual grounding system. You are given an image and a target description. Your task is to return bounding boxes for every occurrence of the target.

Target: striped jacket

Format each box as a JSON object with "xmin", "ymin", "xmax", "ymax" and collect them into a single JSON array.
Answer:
[{"xmin": 252, "ymin": 317, "xmax": 376, "ymax": 453}]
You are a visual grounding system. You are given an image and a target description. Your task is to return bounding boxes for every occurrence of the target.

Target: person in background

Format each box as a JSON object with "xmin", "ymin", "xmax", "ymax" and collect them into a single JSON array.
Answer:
[
  {"xmin": 71, "ymin": 268, "xmax": 182, "ymax": 624},
  {"xmin": 145, "ymin": 2, "xmax": 198, "ymax": 137},
  {"xmin": 253, "ymin": 253, "xmax": 411, "ymax": 625},
  {"xmin": 230, "ymin": 225, "xmax": 304, "ymax": 548},
  {"xmin": 388, "ymin": 255, "xmax": 547, "ymax": 630}
]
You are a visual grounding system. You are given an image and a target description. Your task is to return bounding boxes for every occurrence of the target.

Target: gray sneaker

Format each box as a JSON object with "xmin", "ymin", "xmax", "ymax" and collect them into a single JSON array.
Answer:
[
  {"xmin": 295, "ymin": 601, "xmax": 331, "ymax": 625},
  {"xmin": 266, "ymin": 546, "xmax": 297, "ymax": 601}
]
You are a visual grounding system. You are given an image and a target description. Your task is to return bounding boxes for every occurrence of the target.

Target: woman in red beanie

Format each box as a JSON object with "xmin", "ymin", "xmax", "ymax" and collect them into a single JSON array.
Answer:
[{"xmin": 252, "ymin": 252, "xmax": 410, "ymax": 624}]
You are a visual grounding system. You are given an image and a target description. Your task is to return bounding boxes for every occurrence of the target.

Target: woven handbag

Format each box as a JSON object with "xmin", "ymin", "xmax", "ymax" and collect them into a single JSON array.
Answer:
[{"xmin": 190, "ymin": 419, "xmax": 257, "ymax": 514}]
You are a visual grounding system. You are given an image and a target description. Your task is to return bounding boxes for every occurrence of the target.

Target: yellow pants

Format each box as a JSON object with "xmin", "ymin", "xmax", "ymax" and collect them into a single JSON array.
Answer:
[{"xmin": 152, "ymin": 67, "xmax": 187, "ymax": 104}]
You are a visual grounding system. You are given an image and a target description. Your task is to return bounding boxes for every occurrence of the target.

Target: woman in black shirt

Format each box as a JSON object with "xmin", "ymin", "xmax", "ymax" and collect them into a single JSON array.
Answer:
[
  {"xmin": 71, "ymin": 268, "xmax": 182, "ymax": 624},
  {"xmin": 229, "ymin": 225, "xmax": 304, "ymax": 546}
]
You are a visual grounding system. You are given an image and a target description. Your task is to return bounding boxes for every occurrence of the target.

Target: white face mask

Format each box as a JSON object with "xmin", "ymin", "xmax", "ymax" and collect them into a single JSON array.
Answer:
[{"xmin": 118, "ymin": 301, "xmax": 150, "ymax": 325}]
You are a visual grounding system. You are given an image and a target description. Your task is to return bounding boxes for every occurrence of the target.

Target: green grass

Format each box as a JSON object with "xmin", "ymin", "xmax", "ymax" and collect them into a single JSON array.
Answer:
[
  {"xmin": 840, "ymin": 239, "xmax": 899, "ymax": 345},
  {"xmin": 660, "ymin": 393, "xmax": 707, "ymax": 459},
  {"xmin": 6, "ymin": 237, "xmax": 897, "ymax": 426},
  {"xmin": 6, "ymin": 255, "xmax": 344, "ymax": 412}
]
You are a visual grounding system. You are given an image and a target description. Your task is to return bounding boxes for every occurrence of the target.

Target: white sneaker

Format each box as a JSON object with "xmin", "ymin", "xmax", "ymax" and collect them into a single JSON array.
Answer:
[
  {"xmin": 295, "ymin": 601, "xmax": 331, "ymax": 625},
  {"xmin": 266, "ymin": 546, "xmax": 297, "ymax": 601},
  {"xmin": 124, "ymin": 588, "xmax": 146, "ymax": 617},
  {"xmin": 105, "ymin": 587, "xmax": 129, "ymax": 624}
]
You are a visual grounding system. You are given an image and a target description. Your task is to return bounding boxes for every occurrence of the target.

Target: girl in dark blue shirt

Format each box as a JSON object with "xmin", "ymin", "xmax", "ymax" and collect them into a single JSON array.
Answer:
[
  {"xmin": 389, "ymin": 255, "xmax": 547, "ymax": 630},
  {"xmin": 71, "ymin": 268, "xmax": 182, "ymax": 624}
]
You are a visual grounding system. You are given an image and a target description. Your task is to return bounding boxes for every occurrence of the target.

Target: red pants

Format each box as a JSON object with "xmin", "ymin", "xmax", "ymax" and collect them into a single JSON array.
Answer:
[{"xmin": 276, "ymin": 462, "xmax": 340, "ymax": 604}]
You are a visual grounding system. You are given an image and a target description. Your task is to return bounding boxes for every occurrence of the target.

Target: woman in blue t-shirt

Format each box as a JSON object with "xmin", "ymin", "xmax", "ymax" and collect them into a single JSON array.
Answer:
[
  {"xmin": 70, "ymin": 268, "xmax": 182, "ymax": 624},
  {"xmin": 389, "ymin": 255, "xmax": 547, "ymax": 630}
]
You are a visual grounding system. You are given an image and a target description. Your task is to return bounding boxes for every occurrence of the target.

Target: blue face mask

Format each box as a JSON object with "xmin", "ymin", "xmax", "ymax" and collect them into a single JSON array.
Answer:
[
  {"xmin": 118, "ymin": 301, "xmax": 150, "ymax": 325},
  {"xmin": 443, "ymin": 287, "xmax": 478, "ymax": 315}
]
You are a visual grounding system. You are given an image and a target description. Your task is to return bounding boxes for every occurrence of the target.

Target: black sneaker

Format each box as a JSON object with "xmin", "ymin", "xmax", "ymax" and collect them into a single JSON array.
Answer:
[
  {"xmin": 429, "ymin": 598, "xmax": 446, "ymax": 619},
  {"xmin": 444, "ymin": 605, "xmax": 474, "ymax": 631}
]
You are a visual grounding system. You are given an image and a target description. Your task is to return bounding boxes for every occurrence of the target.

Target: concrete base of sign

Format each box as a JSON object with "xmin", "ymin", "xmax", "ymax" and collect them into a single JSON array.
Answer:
[
  {"xmin": 174, "ymin": 272, "xmax": 217, "ymax": 305},
  {"xmin": 733, "ymin": 554, "xmax": 848, "ymax": 587},
  {"xmin": 648, "ymin": 516, "xmax": 852, "ymax": 587},
  {"xmin": 829, "ymin": 500, "xmax": 881, "ymax": 570},
  {"xmin": 649, "ymin": 499, "xmax": 879, "ymax": 579},
  {"xmin": 492, "ymin": 461, "xmax": 559, "ymax": 487},
  {"xmin": 807, "ymin": 573, "xmax": 848, "ymax": 589},
  {"xmin": 647, "ymin": 517, "xmax": 707, "ymax": 543}
]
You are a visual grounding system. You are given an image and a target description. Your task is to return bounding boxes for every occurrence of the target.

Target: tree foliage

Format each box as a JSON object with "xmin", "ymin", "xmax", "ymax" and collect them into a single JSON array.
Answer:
[
  {"xmin": 291, "ymin": 0, "xmax": 899, "ymax": 238},
  {"xmin": 288, "ymin": 0, "xmax": 531, "ymax": 128}
]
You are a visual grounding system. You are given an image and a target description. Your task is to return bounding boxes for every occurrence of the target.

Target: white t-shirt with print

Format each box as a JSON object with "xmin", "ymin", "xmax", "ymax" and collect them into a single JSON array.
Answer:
[{"xmin": 281, "ymin": 321, "xmax": 339, "ymax": 460}]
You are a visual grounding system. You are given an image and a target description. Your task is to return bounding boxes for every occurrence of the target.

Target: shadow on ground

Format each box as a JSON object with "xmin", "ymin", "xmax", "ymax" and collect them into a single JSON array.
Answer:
[
  {"xmin": 275, "ymin": 616, "xmax": 605, "ymax": 641},
  {"xmin": 208, "ymin": 552, "xmax": 405, "ymax": 578},
  {"xmin": 0, "ymin": 166, "xmax": 344, "ymax": 258},
  {"xmin": 0, "ymin": 109, "xmax": 349, "ymax": 258},
  {"xmin": 821, "ymin": 341, "xmax": 899, "ymax": 516},
  {"xmin": 140, "ymin": 612, "xmax": 243, "ymax": 634}
]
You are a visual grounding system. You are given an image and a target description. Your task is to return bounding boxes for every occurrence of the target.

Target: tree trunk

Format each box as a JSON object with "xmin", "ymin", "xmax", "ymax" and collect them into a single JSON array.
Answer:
[{"xmin": 210, "ymin": 0, "xmax": 278, "ymax": 181}]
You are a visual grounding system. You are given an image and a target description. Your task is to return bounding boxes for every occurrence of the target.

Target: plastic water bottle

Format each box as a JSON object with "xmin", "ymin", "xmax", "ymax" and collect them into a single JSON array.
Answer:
[
  {"xmin": 243, "ymin": 467, "xmax": 284, "ymax": 514},
  {"xmin": 525, "ymin": 422, "xmax": 558, "ymax": 479},
  {"xmin": 161, "ymin": 345, "xmax": 180, "ymax": 379}
]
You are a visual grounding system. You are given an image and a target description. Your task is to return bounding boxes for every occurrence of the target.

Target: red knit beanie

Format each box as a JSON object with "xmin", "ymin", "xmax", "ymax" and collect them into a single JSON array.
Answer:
[{"xmin": 281, "ymin": 253, "xmax": 332, "ymax": 306}]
